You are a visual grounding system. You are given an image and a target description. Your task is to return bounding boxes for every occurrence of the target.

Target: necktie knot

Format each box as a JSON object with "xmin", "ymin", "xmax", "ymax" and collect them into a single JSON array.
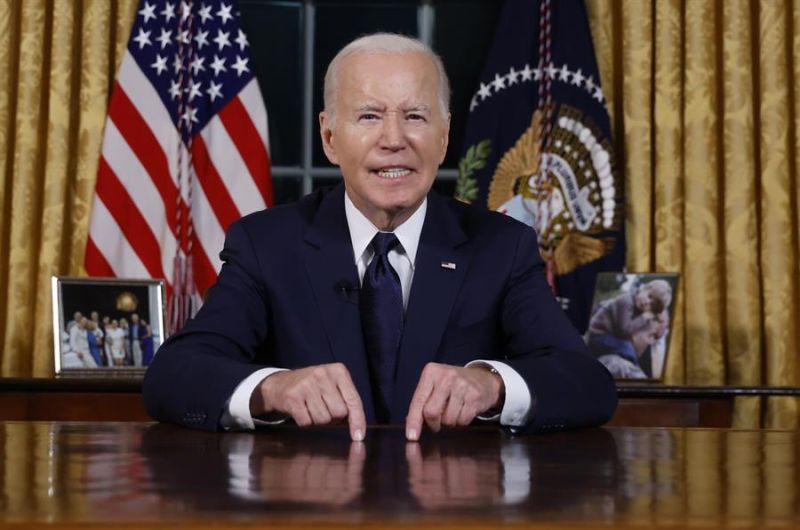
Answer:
[{"xmin": 371, "ymin": 232, "xmax": 400, "ymax": 257}]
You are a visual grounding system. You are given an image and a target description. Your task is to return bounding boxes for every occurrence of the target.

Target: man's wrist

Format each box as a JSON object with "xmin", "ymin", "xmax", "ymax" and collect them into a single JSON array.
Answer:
[
  {"xmin": 469, "ymin": 364, "xmax": 505, "ymax": 415},
  {"xmin": 249, "ymin": 380, "xmax": 268, "ymax": 417},
  {"xmin": 222, "ymin": 368, "xmax": 288, "ymax": 430},
  {"xmin": 249, "ymin": 370, "xmax": 287, "ymax": 418},
  {"xmin": 466, "ymin": 360, "xmax": 532, "ymax": 427}
]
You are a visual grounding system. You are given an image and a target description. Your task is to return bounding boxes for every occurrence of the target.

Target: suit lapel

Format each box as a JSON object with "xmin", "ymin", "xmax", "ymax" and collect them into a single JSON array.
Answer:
[
  {"xmin": 303, "ymin": 185, "xmax": 376, "ymax": 422},
  {"xmin": 392, "ymin": 193, "xmax": 469, "ymax": 420}
]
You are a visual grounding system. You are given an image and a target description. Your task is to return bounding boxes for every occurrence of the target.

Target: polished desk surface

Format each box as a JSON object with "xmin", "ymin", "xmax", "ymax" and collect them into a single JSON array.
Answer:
[{"xmin": 0, "ymin": 422, "xmax": 798, "ymax": 528}]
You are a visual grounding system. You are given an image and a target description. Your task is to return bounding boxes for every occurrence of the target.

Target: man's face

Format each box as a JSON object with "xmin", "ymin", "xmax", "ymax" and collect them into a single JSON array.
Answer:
[{"xmin": 320, "ymin": 51, "xmax": 450, "ymax": 229}]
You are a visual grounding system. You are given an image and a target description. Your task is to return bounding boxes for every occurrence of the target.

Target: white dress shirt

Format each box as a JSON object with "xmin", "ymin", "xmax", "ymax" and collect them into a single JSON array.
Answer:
[{"xmin": 221, "ymin": 191, "xmax": 533, "ymax": 430}]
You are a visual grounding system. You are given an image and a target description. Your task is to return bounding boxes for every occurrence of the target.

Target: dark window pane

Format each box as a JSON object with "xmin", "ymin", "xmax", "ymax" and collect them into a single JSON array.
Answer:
[
  {"xmin": 433, "ymin": 0, "xmax": 503, "ymax": 169},
  {"xmin": 272, "ymin": 175, "xmax": 304, "ymax": 205},
  {"xmin": 240, "ymin": 1, "xmax": 303, "ymax": 166},
  {"xmin": 311, "ymin": 176, "xmax": 344, "ymax": 191},
  {"xmin": 432, "ymin": 178, "xmax": 456, "ymax": 198},
  {"xmin": 312, "ymin": 2, "xmax": 419, "ymax": 166}
]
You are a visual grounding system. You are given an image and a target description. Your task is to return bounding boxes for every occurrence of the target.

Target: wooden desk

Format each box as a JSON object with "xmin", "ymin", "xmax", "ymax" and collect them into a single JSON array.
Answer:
[
  {"xmin": 2, "ymin": 378, "xmax": 799, "ymax": 427},
  {"xmin": 0, "ymin": 421, "xmax": 797, "ymax": 528},
  {"xmin": 0, "ymin": 378, "xmax": 149, "ymax": 422}
]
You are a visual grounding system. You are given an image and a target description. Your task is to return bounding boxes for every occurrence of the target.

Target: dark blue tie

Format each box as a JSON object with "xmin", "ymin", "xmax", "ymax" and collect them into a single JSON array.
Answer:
[{"xmin": 360, "ymin": 232, "xmax": 403, "ymax": 422}]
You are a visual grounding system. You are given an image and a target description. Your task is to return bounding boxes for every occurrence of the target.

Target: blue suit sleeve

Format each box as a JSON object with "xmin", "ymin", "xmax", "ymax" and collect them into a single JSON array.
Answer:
[
  {"xmin": 142, "ymin": 220, "xmax": 271, "ymax": 431},
  {"xmin": 500, "ymin": 226, "xmax": 617, "ymax": 432}
]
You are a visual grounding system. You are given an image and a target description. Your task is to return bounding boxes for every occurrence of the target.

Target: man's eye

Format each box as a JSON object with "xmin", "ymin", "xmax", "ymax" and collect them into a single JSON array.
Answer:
[
  {"xmin": 359, "ymin": 113, "xmax": 379, "ymax": 121},
  {"xmin": 407, "ymin": 113, "xmax": 426, "ymax": 121}
]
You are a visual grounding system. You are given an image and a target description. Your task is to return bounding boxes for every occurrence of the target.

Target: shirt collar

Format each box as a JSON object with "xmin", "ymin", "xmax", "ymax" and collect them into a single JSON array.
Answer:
[{"xmin": 344, "ymin": 190, "xmax": 427, "ymax": 266}]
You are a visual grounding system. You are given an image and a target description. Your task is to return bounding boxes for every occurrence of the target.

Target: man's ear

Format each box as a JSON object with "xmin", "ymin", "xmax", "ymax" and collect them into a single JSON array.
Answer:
[{"xmin": 319, "ymin": 111, "xmax": 339, "ymax": 165}]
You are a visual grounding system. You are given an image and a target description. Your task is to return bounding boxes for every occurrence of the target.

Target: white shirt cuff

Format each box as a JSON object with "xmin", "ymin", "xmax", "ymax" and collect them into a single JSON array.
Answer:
[
  {"xmin": 220, "ymin": 367, "xmax": 288, "ymax": 430},
  {"xmin": 466, "ymin": 360, "xmax": 533, "ymax": 427}
]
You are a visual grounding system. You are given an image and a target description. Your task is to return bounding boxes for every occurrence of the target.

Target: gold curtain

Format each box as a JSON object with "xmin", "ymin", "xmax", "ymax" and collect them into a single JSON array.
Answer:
[
  {"xmin": 0, "ymin": 0, "xmax": 137, "ymax": 377},
  {"xmin": 586, "ymin": 0, "xmax": 800, "ymax": 428}
]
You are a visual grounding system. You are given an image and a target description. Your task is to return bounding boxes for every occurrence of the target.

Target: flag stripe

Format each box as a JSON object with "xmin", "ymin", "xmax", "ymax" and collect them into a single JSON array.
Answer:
[
  {"xmin": 108, "ymin": 84, "xmax": 182, "ymax": 238},
  {"xmin": 189, "ymin": 178, "xmax": 227, "ymax": 274},
  {"xmin": 239, "ymin": 79, "xmax": 269, "ymax": 148},
  {"xmin": 117, "ymin": 52, "xmax": 182, "ymax": 188},
  {"xmin": 218, "ymin": 96, "xmax": 273, "ymax": 206},
  {"xmin": 201, "ymin": 113, "xmax": 266, "ymax": 216},
  {"xmin": 101, "ymin": 120, "xmax": 179, "ymax": 280},
  {"xmin": 88, "ymin": 195, "xmax": 150, "ymax": 279},
  {"xmin": 191, "ymin": 231, "xmax": 218, "ymax": 297},
  {"xmin": 84, "ymin": 237, "xmax": 115, "ymax": 277},
  {"xmin": 95, "ymin": 158, "xmax": 167, "ymax": 280},
  {"xmin": 191, "ymin": 136, "xmax": 241, "ymax": 231},
  {"xmin": 107, "ymin": 84, "xmax": 195, "ymax": 259}
]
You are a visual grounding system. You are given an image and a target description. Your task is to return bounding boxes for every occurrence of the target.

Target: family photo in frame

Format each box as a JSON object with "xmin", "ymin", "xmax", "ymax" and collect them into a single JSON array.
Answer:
[
  {"xmin": 585, "ymin": 272, "xmax": 679, "ymax": 381},
  {"xmin": 51, "ymin": 277, "xmax": 166, "ymax": 378}
]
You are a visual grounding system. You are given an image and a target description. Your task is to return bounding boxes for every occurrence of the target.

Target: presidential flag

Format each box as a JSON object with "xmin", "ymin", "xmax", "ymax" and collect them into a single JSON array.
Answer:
[
  {"xmin": 456, "ymin": 0, "xmax": 624, "ymax": 333},
  {"xmin": 84, "ymin": 1, "xmax": 272, "ymax": 332}
]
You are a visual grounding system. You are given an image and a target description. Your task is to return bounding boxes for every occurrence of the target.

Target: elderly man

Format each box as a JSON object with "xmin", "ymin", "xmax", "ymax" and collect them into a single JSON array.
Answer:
[{"xmin": 143, "ymin": 33, "xmax": 617, "ymax": 440}]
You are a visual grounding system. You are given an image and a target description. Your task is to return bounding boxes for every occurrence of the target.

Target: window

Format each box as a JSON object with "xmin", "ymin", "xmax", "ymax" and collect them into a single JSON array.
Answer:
[{"xmin": 239, "ymin": 0, "xmax": 503, "ymax": 204}]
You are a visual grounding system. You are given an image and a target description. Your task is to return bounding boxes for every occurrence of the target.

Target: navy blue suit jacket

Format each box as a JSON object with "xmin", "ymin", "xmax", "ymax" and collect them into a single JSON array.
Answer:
[{"xmin": 143, "ymin": 185, "xmax": 617, "ymax": 432}]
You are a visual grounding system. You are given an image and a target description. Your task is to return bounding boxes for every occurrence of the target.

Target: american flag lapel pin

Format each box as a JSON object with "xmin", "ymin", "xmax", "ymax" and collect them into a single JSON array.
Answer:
[{"xmin": 441, "ymin": 261, "xmax": 457, "ymax": 270}]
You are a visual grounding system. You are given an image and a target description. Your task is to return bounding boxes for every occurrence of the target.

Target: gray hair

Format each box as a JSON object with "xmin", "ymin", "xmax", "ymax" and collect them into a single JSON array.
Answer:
[{"xmin": 323, "ymin": 33, "xmax": 451, "ymax": 122}]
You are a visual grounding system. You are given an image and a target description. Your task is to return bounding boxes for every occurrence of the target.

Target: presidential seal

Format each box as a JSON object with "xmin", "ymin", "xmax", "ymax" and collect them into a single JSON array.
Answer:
[{"xmin": 488, "ymin": 105, "xmax": 622, "ymax": 276}]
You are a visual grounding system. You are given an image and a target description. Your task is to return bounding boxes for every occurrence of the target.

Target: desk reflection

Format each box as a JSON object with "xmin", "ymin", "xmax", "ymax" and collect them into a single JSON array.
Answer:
[
  {"xmin": 1, "ymin": 422, "xmax": 798, "ymax": 527},
  {"xmin": 139, "ymin": 425, "xmax": 618, "ymax": 516},
  {"xmin": 226, "ymin": 434, "xmax": 366, "ymax": 505}
]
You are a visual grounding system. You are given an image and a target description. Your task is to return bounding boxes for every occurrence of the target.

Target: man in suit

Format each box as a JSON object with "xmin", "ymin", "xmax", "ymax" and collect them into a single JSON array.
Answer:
[{"xmin": 143, "ymin": 33, "xmax": 617, "ymax": 441}]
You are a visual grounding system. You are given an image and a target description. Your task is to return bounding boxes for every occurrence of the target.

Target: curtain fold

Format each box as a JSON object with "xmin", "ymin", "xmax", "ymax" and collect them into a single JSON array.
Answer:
[
  {"xmin": 651, "ymin": 0, "xmax": 687, "ymax": 384},
  {"xmin": 758, "ymin": 0, "xmax": 800, "ymax": 428}
]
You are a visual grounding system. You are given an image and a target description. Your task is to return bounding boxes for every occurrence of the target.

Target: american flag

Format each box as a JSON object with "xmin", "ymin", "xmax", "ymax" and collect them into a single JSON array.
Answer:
[{"xmin": 85, "ymin": 0, "xmax": 272, "ymax": 333}]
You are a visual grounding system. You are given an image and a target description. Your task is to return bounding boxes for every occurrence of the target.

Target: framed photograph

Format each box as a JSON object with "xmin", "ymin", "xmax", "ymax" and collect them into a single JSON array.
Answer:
[
  {"xmin": 51, "ymin": 276, "xmax": 167, "ymax": 378},
  {"xmin": 585, "ymin": 272, "xmax": 679, "ymax": 381}
]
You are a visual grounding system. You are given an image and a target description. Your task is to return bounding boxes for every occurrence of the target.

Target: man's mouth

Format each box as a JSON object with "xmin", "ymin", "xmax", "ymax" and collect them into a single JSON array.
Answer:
[{"xmin": 374, "ymin": 167, "xmax": 412, "ymax": 179}]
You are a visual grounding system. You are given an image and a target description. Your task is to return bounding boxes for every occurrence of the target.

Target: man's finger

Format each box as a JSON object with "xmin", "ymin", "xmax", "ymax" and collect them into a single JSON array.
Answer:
[
  {"xmin": 316, "ymin": 371, "xmax": 349, "ymax": 420},
  {"xmin": 320, "ymin": 391, "xmax": 349, "ymax": 421},
  {"xmin": 289, "ymin": 401, "xmax": 313, "ymax": 427},
  {"xmin": 406, "ymin": 366, "xmax": 436, "ymax": 440},
  {"xmin": 456, "ymin": 400, "xmax": 479, "ymax": 425},
  {"xmin": 422, "ymin": 381, "xmax": 451, "ymax": 432},
  {"xmin": 304, "ymin": 391, "xmax": 332, "ymax": 424},
  {"xmin": 441, "ymin": 377, "xmax": 469, "ymax": 426},
  {"xmin": 334, "ymin": 368, "xmax": 366, "ymax": 441},
  {"xmin": 405, "ymin": 440, "xmax": 423, "ymax": 474},
  {"xmin": 442, "ymin": 390, "xmax": 465, "ymax": 426}
]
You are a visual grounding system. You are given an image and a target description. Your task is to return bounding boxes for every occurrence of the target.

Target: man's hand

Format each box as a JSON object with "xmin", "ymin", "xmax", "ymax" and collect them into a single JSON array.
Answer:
[
  {"xmin": 257, "ymin": 442, "xmax": 366, "ymax": 506},
  {"xmin": 405, "ymin": 442, "xmax": 502, "ymax": 508},
  {"xmin": 405, "ymin": 363, "xmax": 504, "ymax": 441},
  {"xmin": 250, "ymin": 363, "xmax": 367, "ymax": 441}
]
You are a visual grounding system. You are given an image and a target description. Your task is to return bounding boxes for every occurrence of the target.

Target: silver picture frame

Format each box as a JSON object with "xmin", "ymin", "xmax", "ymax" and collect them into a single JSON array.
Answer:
[
  {"xmin": 51, "ymin": 276, "xmax": 167, "ymax": 378},
  {"xmin": 585, "ymin": 272, "xmax": 680, "ymax": 382}
]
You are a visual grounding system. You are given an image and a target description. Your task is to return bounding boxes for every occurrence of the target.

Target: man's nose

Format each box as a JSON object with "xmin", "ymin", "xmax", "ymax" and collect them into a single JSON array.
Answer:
[{"xmin": 380, "ymin": 112, "xmax": 406, "ymax": 150}]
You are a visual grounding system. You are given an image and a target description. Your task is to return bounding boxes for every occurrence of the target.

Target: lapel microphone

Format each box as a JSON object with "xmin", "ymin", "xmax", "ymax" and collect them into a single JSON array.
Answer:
[{"xmin": 335, "ymin": 280, "xmax": 360, "ymax": 294}]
